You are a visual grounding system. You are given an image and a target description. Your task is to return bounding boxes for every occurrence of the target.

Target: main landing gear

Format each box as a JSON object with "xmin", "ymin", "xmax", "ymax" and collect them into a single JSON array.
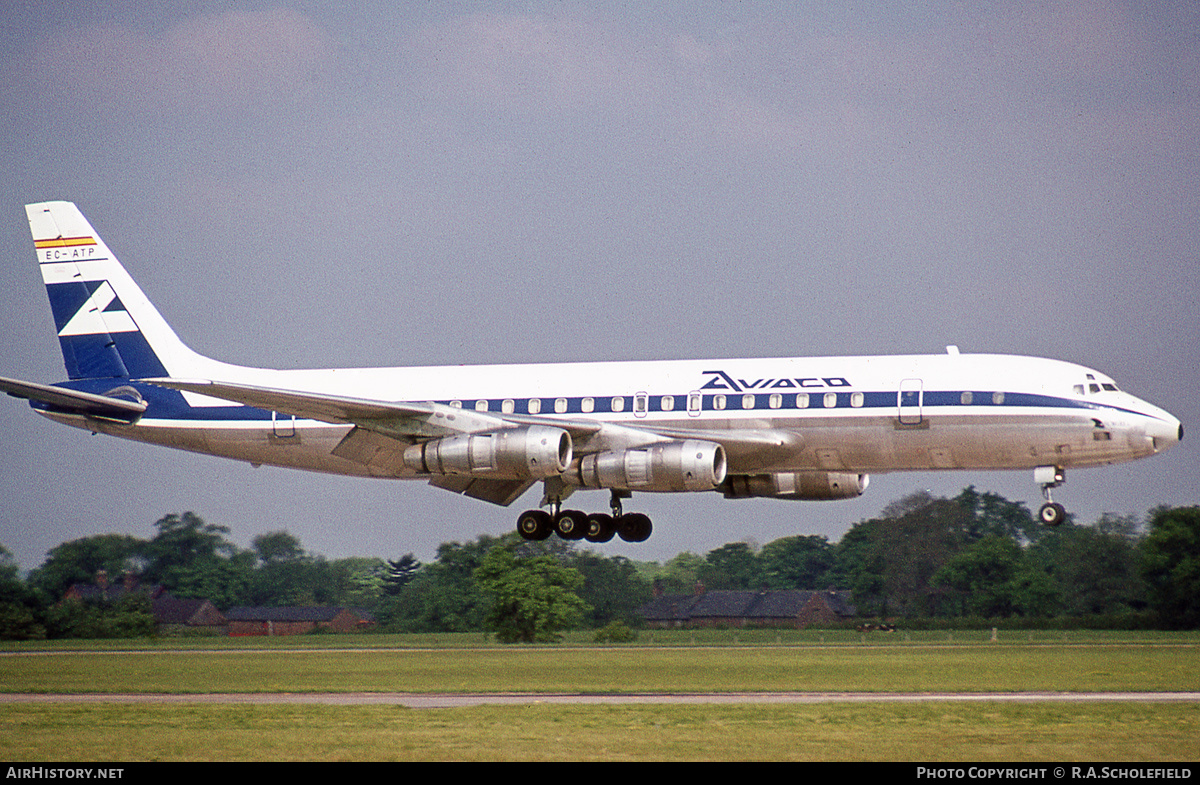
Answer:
[
  {"xmin": 516, "ymin": 490, "xmax": 653, "ymax": 544},
  {"xmin": 1035, "ymin": 465, "xmax": 1067, "ymax": 526}
]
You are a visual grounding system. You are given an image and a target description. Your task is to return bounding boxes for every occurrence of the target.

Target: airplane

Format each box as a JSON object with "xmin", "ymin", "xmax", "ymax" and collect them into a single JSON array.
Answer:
[{"xmin": 1, "ymin": 201, "xmax": 1184, "ymax": 544}]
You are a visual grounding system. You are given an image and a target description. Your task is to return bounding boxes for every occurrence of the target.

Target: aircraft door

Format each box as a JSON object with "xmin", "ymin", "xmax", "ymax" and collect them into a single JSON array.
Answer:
[{"xmin": 898, "ymin": 379, "xmax": 923, "ymax": 425}]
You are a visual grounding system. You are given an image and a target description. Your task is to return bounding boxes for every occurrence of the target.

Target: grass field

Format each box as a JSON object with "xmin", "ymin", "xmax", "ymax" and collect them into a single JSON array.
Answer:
[
  {"xmin": 2, "ymin": 630, "xmax": 1197, "ymax": 761},
  {"xmin": 2, "ymin": 702, "xmax": 1196, "ymax": 762}
]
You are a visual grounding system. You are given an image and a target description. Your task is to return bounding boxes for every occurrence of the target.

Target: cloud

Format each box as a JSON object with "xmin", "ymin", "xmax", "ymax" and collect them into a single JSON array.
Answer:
[
  {"xmin": 405, "ymin": 11, "xmax": 663, "ymax": 116},
  {"xmin": 36, "ymin": 8, "xmax": 335, "ymax": 113}
]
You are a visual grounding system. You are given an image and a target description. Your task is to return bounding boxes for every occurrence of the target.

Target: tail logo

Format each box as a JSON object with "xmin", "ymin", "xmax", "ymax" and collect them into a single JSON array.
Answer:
[{"xmin": 58, "ymin": 281, "xmax": 137, "ymax": 337}]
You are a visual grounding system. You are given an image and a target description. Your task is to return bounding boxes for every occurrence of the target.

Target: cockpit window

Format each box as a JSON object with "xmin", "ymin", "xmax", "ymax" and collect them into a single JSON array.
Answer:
[{"xmin": 1077, "ymin": 379, "xmax": 1121, "ymax": 396}]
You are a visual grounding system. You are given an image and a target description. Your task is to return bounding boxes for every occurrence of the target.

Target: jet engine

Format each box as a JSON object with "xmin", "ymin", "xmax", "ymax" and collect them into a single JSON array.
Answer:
[
  {"xmin": 567, "ymin": 440, "xmax": 727, "ymax": 492},
  {"xmin": 404, "ymin": 425, "xmax": 572, "ymax": 479},
  {"xmin": 721, "ymin": 471, "xmax": 869, "ymax": 500}
]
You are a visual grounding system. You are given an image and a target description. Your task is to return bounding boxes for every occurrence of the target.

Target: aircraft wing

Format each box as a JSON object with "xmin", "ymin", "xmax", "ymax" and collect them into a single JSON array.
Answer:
[
  {"xmin": 143, "ymin": 378, "xmax": 604, "ymax": 441},
  {"xmin": 144, "ymin": 378, "xmax": 605, "ymax": 507},
  {"xmin": 143, "ymin": 378, "xmax": 805, "ymax": 501},
  {"xmin": 0, "ymin": 376, "xmax": 147, "ymax": 423}
]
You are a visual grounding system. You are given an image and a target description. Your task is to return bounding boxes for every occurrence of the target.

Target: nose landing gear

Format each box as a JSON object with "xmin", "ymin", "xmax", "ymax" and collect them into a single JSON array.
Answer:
[{"xmin": 1035, "ymin": 465, "xmax": 1067, "ymax": 526}]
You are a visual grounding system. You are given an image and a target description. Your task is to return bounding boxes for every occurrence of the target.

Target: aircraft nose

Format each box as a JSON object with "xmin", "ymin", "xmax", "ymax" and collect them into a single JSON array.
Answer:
[{"xmin": 1145, "ymin": 415, "xmax": 1183, "ymax": 450}]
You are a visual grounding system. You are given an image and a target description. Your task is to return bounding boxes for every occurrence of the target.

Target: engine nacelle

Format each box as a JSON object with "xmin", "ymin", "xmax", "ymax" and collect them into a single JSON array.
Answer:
[
  {"xmin": 404, "ymin": 426, "xmax": 571, "ymax": 479},
  {"xmin": 721, "ymin": 471, "xmax": 869, "ymax": 500},
  {"xmin": 568, "ymin": 440, "xmax": 727, "ymax": 493}
]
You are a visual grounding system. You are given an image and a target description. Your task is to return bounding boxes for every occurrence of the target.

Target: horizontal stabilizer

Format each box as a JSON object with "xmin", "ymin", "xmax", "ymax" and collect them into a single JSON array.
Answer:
[{"xmin": 0, "ymin": 375, "xmax": 147, "ymax": 423}]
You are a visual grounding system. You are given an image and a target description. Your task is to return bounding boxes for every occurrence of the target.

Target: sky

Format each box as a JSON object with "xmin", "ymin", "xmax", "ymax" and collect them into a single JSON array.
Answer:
[{"xmin": 0, "ymin": 1, "xmax": 1196, "ymax": 574}]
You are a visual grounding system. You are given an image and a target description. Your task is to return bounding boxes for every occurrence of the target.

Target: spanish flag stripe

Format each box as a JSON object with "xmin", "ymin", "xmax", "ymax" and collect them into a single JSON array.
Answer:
[{"xmin": 34, "ymin": 237, "xmax": 98, "ymax": 249}]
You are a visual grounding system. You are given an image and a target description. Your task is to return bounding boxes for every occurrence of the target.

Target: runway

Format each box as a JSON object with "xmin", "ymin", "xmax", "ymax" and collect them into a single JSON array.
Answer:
[{"xmin": 3, "ymin": 692, "xmax": 1198, "ymax": 708}]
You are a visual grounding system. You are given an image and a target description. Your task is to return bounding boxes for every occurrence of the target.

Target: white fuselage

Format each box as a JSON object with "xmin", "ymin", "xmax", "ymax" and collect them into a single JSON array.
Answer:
[{"xmin": 46, "ymin": 351, "xmax": 1181, "ymax": 487}]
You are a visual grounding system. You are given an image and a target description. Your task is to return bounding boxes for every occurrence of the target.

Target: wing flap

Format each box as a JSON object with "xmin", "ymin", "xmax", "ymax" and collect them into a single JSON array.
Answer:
[
  {"xmin": 427, "ymin": 475, "xmax": 536, "ymax": 507},
  {"xmin": 330, "ymin": 426, "xmax": 411, "ymax": 475}
]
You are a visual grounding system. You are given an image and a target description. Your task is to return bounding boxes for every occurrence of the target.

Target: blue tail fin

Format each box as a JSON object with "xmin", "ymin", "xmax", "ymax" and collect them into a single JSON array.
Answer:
[{"xmin": 27, "ymin": 201, "xmax": 206, "ymax": 381}]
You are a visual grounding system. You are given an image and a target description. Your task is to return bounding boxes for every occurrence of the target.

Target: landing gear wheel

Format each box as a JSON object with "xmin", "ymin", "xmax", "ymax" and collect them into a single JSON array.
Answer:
[
  {"xmin": 584, "ymin": 513, "xmax": 616, "ymax": 543},
  {"xmin": 554, "ymin": 509, "xmax": 588, "ymax": 540},
  {"xmin": 617, "ymin": 513, "xmax": 653, "ymax": 543},
  {"xmin": 1034, "ymin": 466, "xmax": 1067, "ymax": 527},
  {"xmin": 1039, "ymin": 502, "xmax": 1067, "ymax": 526},
  {"xmin": 516, "ymin": 510, "xmax": 553, "ymax": 541}
]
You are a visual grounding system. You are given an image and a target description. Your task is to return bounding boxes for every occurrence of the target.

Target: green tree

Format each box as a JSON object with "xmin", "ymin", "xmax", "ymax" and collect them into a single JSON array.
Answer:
[
  {"xmin": 42, "ymin": 593, "xmax": 156, "ymax": 639},
  {"xmin": 246, "ymin": 557, "xmax": 326, "ymax": 606},
  {"xmin": 642, "ymin": 551, "xmax": 705, "ymax": 595},
  {"xmin": 0, "ymin": 544, "xmax": 46, "ymax": 640},
  {"xmin": 1140, "ymin": 506, "xmax": 1200, "ymax": 629},
  {"xmin": 834, "ymin": 492, "xmax": 974, "ymax": 617},
  {"xmin": 324, "ymin": 557, "xmax": 387, "ymax": 608},
  {"xmin": 1030, "ymin": 514, "xmax": 1144, "ymax": 616},
  {"xmin": 145, "ymin": 512, "xmax": 236, "ymax": 568},
  {"xmin": 382, "ymin": 554, "xmax": 421, "ymax": 595},
  {"xmin": 831, "ymin": 520, "xmax": 889, "ymax": 615},
  {"xmin": 955, "ymin": 486, "xmax": 1042, "ymax": 545},
  {"xmin": 931, "ymin": 535, "xmax": 1025, "ymax": 617},
  {"xmin": 27, "ymin": 533, "xmax": 147, "ymax": 599},
  {"xmin": 379, "ymin": 535, "xmax": 502, "ymax": 632},
  {"xmin": 699, "ymin": 542, "xmax": 762, "ymax": 590},
  {"xmin": 252, "ymin": 530, "xmax": 305, "ymax": 564},
  {"xmin": 758, "ymin": 535, "xmax": 835, "ymax": 589},
  {"xmin": 475, "ymin": 543, "xmax": 589, "ymax": 643},
  {"xmin": 143, "ymin": 512, "xmax": 252, "ymax": 609},
  {"xmin": 568, "ymin": 552, "xmax": 651, "ymax": 627}
]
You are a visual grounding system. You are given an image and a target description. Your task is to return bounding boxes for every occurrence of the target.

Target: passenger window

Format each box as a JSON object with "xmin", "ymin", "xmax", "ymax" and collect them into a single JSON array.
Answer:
[
  {"xmin": 851, "ymin": 392, "xmax": 864, "ymax": 408},
  {"xmin": 528, "ymin": 398, "xmax": 541, "ymax": 414},
  {"xmin": 823, "ymin": 392, "xmax": 837, "ymax": 408},
  {"xmin": 769, "ymin": 393, "xmax": 782, "ymax": 409},
  {"xmin": 611, "ymin": 396, "xmax": 624, "ymax": 412},
  {"xmin": 581, "ymin": 397, "xmax": 594, "ymax": 413},
  {"xmin": 992, "ymin": 391, "xmax": 1005, "ymax": 405},
  {"xmin": 502, "ymin": 399, "xmax": 515, "ymax": 414},
  {"xmin": 960, "ymin": 391, "xmax": 973, "ymax": 405},
  {"xmin": 475, "ymin": 400, "xmax": 488, "ymax": 412},
  {"xmin": 742, "ymin": 394, "xmax": 755, "ymax": 410},
  {"xmin": 450, "ymin": 400, "xmax": 462, "ymax": 409},
  {"xmin": 714, "ymin": 394, "xmax": 726, "ymax": 410},
  {"xmin": 796, "ymin": 393, "xmax": 809, "ymax": 409},
  {"xmin": 555, "ymin": 397, "xmax": 568, "ymax": 414},
  {"xmin": 661, "ymin": 395, "xmax": 674, "ymax": 412}
]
